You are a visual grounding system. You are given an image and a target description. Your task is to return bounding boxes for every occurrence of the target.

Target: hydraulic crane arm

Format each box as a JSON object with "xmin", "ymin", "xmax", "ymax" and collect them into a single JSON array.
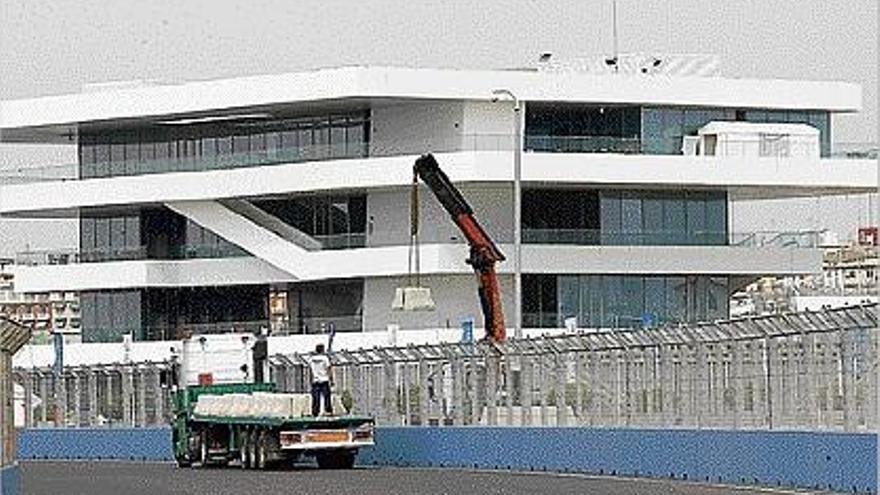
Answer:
[{"xmin": 413, "ymin": 154, "xmax": 507, "ymax": 342}]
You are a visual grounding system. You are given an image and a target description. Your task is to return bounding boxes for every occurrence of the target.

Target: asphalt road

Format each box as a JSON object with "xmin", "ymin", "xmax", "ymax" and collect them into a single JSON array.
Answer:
[{"xmin": 20, "ymin": 462, "xmax": 836, "ymax": 495}]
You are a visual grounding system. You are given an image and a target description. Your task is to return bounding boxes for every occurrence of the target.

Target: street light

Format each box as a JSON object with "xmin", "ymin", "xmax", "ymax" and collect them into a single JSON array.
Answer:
[{"xmin": 491, "ymin": 89, "xmax": 523, "ymax": 339}]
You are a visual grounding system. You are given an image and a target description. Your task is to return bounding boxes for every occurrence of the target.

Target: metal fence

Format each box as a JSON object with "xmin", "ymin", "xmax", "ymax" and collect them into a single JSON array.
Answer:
[
  {"xmin": 13, "ymin": 362, "xmax": 171, "ymax": 428},
  {"xmin": 273, "ymin": 304, "xmax": 878, "ymax": 431},
  {"xmin": 12, "ymin": 304, "xmax": 878, "ymax": 432}
]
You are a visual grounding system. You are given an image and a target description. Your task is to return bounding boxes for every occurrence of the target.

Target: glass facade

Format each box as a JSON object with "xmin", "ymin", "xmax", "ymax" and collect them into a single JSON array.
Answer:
[
  {"xmin": 80, "ymin": 290, "xmax": 142, "ymax": 342},
  {"xmin": 255, "ymin": 193, "xmax": 367, "ymax": 249},
  {"xmin": 80, "ymin": 207, "xmax": 246, "ymax": 262},
  {"xmin": 524, "ymin": 103, "xmax": 831, "ymax": 157},
  {"xmin": 523, "ymin": 188, "xmax": 727, "ymax": 246},
  {"xmin": 78, "ymin": 111, "xmax": 370, "ymax": 179},
  {"xmin": 524, "ymin": 274, "xmax": 729, "ymax": 329},
  {"xmin": 79, "ymin": 280, "xmax": 365, "ymax": 342},
  {"xmin": 641, "ymin": 107, "xmax": 831, "ymax": 156},
  {"xmin": 285, "ymin": 279, "xmax": 364, "ymax": 334},
  {"xmin": 525, "ymin": 103, "xmax": 641, "ymax": 153},
  {"xmin": 600, "ymin": 190, "xmax": 727, "ymax": 245}
]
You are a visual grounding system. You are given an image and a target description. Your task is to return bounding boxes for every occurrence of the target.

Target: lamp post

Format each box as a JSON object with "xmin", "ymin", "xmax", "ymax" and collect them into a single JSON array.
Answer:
[{"xmin": 492, "ymin": 89, "xmax": 523, "ymax": 339}]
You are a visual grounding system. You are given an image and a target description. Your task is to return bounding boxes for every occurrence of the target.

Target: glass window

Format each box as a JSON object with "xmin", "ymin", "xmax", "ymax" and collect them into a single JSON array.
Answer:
[
  {"xmin": 641, "ymin": 108, "xmax": 665, "ymax": 154},
  {"xmin": 201, "ymin": 137, "xmax": 216, "ymax": 169},
  {"xmin": 79, "ymin": 138, "xmax": 96, "ymax": 179},
  {"xmin": 642, "ymin": 194, "xmax": 664, "ymax": 245},
  {"xmin": 347, "ymin": 122, "xmax": 365, "ymax": 156},
  {"xmin": 330, "ymin": 119, "xmax": 346, "ymax": 158},
  {"xmin": 686, "ymin": 192, "xmax": 707, "ymax": 246},
  {"xmin": 708, "ymin": 277, "xmax": 729, "ymax": 320},
  {"xmin": 93, "ymin": 142, "xmax": 110, "ymax": 178},
  {"xmin": 110, "ymin": 141, "xmax": 126, "ymax": 177},
  {"xmin": 661, "ymin": 109, "xmax": 684, "ymax": 154},
  {"xmin": 602, "ymin": 275, "xmax": 623, "ymax": 328},
  {"xmin": 667, "ymin": 276, "xmax": 688, "ymax": 324},
  {"xmin": 620, "ymin": 193, "xmax": 642, "ymax": 245},
  {"xmin": 622, "ymin": 276, "xmax": 644, "ymax": 327},
  {"xmin": 94, "ymin": 217, "xmax": 110, "ymax": 253},
  {"xmin": 124, "ymin": 141, "xmax": 139, "ymax": 175},
  {"xmin": 600, "ymin": 193, "xmax": 622, "ymax": 245},
  {"xmin": 557, "ymin": 275, "xmax": 579, "ymax": 323},
  {"xmin": 663, "ymin": 194, "xmax": 686, "ymax": 245},
  {"xmin": 139, "ymin": 141, "xmax": 156, "ymax": 174},
  {"xmin": 80, "ymin": 217, "xmax": 96, "ymax": 251},
  {"xmin": 644, "ymin": 277, "xmax": 666, "ymax": 327},
  {"xmin": 110, "ymin": 217, "xmax": 126, "ymax": 255},
  {"xmin": 125, "ymin": 216, "xmax": 141, "ymax": 251},
  {"xmin": 705, "ymin": 192, "xmax": 727, "ymax": 245}
]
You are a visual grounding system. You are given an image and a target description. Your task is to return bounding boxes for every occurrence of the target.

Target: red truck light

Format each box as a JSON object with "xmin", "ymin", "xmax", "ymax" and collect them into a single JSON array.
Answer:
[{"xmin": 352, "ymin": 426, "xmax": 373, "ymax": 442}]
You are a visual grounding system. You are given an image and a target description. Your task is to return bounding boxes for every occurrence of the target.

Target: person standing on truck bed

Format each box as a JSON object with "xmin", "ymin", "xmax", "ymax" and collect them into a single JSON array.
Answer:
[{"xmin": 309, "ymin": 344, "xmax": 333, "ymax": 416}]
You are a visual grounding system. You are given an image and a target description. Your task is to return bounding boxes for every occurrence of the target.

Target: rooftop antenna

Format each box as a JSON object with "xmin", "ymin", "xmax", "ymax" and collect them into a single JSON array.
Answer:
[{"xmin": 605, "ymin": 0, "xmax": 620, "ymax": 72}]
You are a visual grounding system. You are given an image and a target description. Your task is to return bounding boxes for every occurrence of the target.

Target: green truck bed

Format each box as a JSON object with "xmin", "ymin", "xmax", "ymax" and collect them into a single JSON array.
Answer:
[{"xmin": 190, "ymin": 414, "xmax": 374, "ymax": 428}]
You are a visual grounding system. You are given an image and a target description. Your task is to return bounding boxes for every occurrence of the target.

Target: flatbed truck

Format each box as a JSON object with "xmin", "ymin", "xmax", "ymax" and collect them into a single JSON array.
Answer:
[{"xmin": 170, "ymin": 334, "xmax": 374, "ymax": 469}]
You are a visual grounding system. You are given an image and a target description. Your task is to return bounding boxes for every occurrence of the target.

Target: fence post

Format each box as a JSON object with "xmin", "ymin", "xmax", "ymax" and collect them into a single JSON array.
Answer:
[
  {"xmin": 555, "ymin": 353, "xmax": 567, "ymax": 427},
  {"xmin": 521, "ymin": 354, "xmax": 532, "ymax": 426},
  {"xmin": 88, "ymin": 369, "xmax": 98, "ymax": 426},
  {"xmin": 452, "ymin": 357, "xmax": 464, "ymax": 425},
  {"xmin": 22, "ymin": 371, "xmax": 33, "ymax": 428},
  {"xmin": 504, "ymin": 354, "xmax": 515, "ymax": 426},
  {"xmin": 486, "ymin": 352, "xmax": 498, "ymax": 426},
  {"xmin": 122, "ymin": 366, "xmax": 134, "ymax": 427}
]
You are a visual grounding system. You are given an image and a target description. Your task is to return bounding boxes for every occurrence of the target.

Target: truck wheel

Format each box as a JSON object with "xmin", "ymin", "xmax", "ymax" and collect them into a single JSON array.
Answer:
[
  {"xmin": 248, "ymin": 429, "xmax": 260, "ymax": 470},
  {"xmin": 239, "ymin": 430, "xmax": 251, "ymax": 469},
  {"xmin": 256, "ymin": 431, "xmax": 269, "ymax": 470},
  {"xmin": 316, "ymin": 450, "xmax": 356, "ymax": 470},
  {"xmin": 200, "ymin": 435, "xmax": 210, "ymax": 467}
]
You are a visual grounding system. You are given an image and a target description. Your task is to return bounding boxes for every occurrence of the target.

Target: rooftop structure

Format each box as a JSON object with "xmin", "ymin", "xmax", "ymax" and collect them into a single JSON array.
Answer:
[{"xmin": 0, "ymin": 65, "xmax": 875, "ymax": 342}]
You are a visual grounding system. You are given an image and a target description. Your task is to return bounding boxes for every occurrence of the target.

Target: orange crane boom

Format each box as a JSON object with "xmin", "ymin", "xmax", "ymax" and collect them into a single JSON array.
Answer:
[{"xmin": 413, "ymin": 154, "xmax": 507, "ymax": 342}]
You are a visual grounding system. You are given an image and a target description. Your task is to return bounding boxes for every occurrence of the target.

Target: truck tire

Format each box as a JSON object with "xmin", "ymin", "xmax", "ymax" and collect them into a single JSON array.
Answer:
[
  {"xmin": 316, "ymin": 450, "xmax": 356, "ymax": 470},
  {"xmin": 255, "ymin": 430, "xmax": 269, "ymax": 470},
  {"xmin": 239, "ymin": 430, "xmax": 251, "ymax": 469},
  {"xmin": 200, "ymin": 435, "xmax": 210, "ymax": 467},
  {"xmin": 248, "ymin": 429, "xmax": 260, "ymax": 470}
]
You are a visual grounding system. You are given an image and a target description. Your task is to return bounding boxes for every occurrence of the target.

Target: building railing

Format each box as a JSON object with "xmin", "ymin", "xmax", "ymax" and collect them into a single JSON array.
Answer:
[
  {"xmin": 524, "ymin": 135, "xmax": 642, "ymax": 154},
  {"xmin": 2, "ymin": 136, "xmax": 872, "ymax": 185},
  {"xmin": 522, "ymin": 229, "xmax": 824, "ymax": 248},
  {"xmin": 13, "ymin": 229, "xmax": 825, "ymax": 267}
]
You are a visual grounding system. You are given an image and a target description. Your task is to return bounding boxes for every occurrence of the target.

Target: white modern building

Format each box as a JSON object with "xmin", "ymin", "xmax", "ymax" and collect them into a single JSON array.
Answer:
[{"xmin": 0, "ymin": 61, "xmax": 875, "ymax": 343}]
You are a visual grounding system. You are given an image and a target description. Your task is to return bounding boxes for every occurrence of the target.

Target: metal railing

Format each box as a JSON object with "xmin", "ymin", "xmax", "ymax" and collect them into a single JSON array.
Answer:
[
  {"xmin": 522, "ymin": 229, "xmax": 824, "ymax": 247},
  {"xmin": 11, "ymin": 304, "xmax": 878, "ymax": 431}
]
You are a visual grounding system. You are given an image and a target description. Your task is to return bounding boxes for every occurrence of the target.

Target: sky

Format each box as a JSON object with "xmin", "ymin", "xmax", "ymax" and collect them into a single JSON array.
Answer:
[{"xmin": 0, "ymin": 0, "xmax": 877, "ymax": 255}]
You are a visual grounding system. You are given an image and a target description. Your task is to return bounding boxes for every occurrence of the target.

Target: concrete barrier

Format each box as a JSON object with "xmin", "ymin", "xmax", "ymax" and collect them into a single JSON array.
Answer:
[
  {"xmin": 0, "ymin": 464, "xmax": 19, "ymax": 495},
  {"xmin": 359, "ymin": 428, "xmax": 877, "ymax": 494},
  {"xmin": 15, "ymin": 427, "xmax": 878, "ymax": 493},
  {"xmin": 18, "ymin": 428, "xmax": 172, "ymax": 461}
]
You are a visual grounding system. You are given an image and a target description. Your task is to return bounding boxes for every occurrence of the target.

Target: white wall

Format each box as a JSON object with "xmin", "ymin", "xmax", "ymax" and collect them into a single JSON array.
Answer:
[
  {"xmin": 362, "ymin": 274, "xmax": 514, "ymax": 332},
  {"xmin": 367, "ymin": 183, "xmax": 513, "ymax": 247},
  {"xmin": 370, "ymin": 100, "xmax": 464, "ymax": 156}
]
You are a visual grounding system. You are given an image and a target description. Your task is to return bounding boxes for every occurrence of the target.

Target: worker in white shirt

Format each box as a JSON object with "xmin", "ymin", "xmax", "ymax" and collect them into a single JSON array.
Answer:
[{"xmin": 309, "ymin": 343, "xmax": 333, "ymax": 416}]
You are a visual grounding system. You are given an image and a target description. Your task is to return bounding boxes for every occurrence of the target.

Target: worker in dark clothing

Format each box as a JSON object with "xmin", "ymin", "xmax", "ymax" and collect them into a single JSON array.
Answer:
[{"xmin": 309, "ymin": 343, "xmax": 333, "ymax": 416}]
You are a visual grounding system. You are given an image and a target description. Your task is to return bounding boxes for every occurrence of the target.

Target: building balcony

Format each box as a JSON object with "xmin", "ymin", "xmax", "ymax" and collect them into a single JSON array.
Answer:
[
  {"xmin": 8, "ymin": 240, "xmax": 822, "ymax": 293},
  {"xmin": 1, "ymin": 149, "xmax": 874, "ymax": 219}
]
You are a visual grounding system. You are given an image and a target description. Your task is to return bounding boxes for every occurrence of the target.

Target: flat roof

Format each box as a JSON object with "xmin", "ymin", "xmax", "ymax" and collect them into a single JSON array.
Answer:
[{"xmin": 0, "ymin": 65, "xmax": 862, "ymax": 143}]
